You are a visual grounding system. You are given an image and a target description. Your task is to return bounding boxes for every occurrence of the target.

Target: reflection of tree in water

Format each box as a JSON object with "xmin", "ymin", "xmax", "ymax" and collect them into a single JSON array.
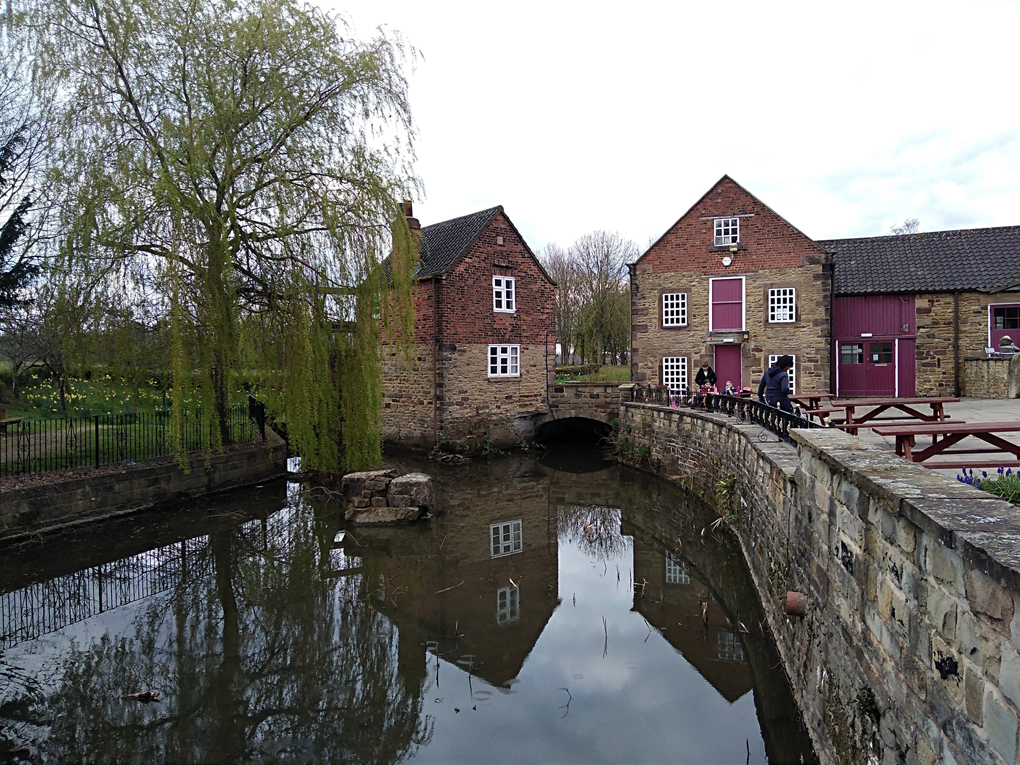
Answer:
[
  {"xmin": 557, "ymin": 504, "xmax": 628, "ymax": 561},
  {"xmin": 32, "ymin": 498, "xmax": 431, "ymax": 764}
]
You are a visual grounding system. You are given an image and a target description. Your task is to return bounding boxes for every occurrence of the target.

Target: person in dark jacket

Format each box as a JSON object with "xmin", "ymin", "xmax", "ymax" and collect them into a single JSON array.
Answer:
[
  {"xmin": 694, "ymin": 363, "xmax": 717, "ymax": 392},
  {"xmin": 757, "ymin": 356, "xmax": 794, "ymax": 412}
]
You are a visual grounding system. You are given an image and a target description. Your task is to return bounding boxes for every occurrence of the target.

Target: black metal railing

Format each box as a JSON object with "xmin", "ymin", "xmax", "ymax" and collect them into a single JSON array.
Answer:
[
  {"xmin": 625, "ymin": 385, "xmax": 820, "ymax": 445},
  {"xmin": 0, "ymin": 396, "xmax": 267, "ymax": 479}
]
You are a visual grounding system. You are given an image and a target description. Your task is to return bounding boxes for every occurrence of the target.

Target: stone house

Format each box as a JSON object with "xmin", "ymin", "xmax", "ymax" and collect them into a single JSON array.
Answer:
[
  {"xmin": 631, "ymin": 175, "xmax": 1020, "ymax": 398},
  {"xmin": 381, "ymin": 204, "xmax": 556, "ymax": 451},
  {"xmin": 629, "ymin": 176, "xmax": 833, "ymax": 395}
]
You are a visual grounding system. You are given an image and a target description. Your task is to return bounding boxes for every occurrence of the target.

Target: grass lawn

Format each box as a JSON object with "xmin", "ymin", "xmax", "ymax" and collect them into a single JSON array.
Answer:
[
  {"xmin": 555, "ymin": 365, "xmax": 631, "ymax": 384},
  {"xmin": 1, "ymin": 367, "xmax": 249, "ymax": 419}
]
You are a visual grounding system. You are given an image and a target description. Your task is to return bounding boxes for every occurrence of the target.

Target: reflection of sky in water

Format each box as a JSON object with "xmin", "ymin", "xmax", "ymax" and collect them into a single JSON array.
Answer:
[
  {"xmin": 410, "ymin": 536, "xmax": 768, "ymax": 765},
  {"xmin": 0, "ymin": 457, "xmax": 806, "ymax": 763}
]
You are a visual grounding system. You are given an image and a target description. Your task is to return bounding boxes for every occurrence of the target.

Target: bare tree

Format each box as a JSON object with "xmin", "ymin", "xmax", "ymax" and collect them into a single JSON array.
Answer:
[
  {"xmin": 570, "ymin": 231, "xmax": 635, "ymax": 365},
  {"xmin": 890, "ymin": 218, "xmax": 920, "ymax": 235},
  {"xmin": 540, "ymin": 243, "xmax": 581, "ymax": 364}
]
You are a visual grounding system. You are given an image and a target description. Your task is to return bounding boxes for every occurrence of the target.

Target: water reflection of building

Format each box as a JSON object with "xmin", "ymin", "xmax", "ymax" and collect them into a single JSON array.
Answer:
[
  {"xmin": 344, "ymin": 460, "xmax": 559, "ymax": 689},
  {"xmin": 628, "ymin": 526, "xmax": 754, "ymax": 704}
]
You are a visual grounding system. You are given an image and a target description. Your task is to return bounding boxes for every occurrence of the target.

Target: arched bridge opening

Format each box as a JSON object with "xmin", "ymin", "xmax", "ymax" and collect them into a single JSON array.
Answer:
[{"xmin": 535, "ymin": 416, "xmax": 613, "ymax": 445}]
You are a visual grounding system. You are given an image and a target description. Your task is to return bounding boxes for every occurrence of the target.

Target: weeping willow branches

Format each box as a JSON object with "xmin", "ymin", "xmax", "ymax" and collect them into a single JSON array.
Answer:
[{"xmin": 27, "ymin": 0, "xmax": 420, "ymax": 470}]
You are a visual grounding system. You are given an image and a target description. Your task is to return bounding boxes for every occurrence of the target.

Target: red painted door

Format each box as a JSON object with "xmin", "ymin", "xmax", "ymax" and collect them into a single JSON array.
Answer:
[
  {"xmin": 865, "ymin": 340, "xmax": 896, "ymax": 396},
  {"xmin": 711, "ymin": 278, "xmax": 744, "ymax": 331},
  {"xmin": 837, "ymin": 341, "xmax": 867, "ymax": 397},
  {"xmin": 838, "ymin": 339, "xmax": 898, "ymax": 397},
  {"xmin": 714, "ymin": 345, "xmax": 741, "ymax": 391}
]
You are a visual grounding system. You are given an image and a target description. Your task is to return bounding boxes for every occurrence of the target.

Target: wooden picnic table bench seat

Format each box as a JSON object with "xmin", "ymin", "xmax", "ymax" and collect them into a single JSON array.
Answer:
[
  {"xmin": 0, "ymin": 417, "xmax": 26, "ymax": 434},
  {"xmin": 872, "ymin": 421, "xmax": 1020, "ymax": 467},
  {"xmin": 789, "ymin": 392, "xmax": 837, "ymax": 410},
  {"xmin": 797, "ymin": 406, "xmax": 843, "ymax": 423}
]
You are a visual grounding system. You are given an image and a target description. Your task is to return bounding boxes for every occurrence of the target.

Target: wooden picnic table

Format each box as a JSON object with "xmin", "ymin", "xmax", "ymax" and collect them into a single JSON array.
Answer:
[
  {"xmin": 833, "ymin": 397, "xmax": 960, "ymax": 436},
  {"xmin": 872, "ymin": 421, "xmax": 1020, "ymax": 469},
  {"xmin": 789, "ymin": 392, "xmax": 837, "ymax": 410}
]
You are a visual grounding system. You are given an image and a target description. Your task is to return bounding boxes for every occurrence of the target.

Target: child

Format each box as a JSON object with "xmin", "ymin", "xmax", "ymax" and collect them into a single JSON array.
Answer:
[{"xmin": 723, "ymin": 381, "xmax": 737, "ymax": 395}]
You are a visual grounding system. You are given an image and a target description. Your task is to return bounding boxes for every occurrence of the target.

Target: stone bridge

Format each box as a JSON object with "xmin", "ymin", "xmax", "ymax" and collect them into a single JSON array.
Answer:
[{"xmin": 542, "ymin": 382, "xmax": 629, "ymax": 425}]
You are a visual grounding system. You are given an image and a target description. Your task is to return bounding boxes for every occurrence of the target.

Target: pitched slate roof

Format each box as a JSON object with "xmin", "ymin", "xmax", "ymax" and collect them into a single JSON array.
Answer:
[
  {"xmin": 820, "ymin": 226, "xmax": 1020, "ymax": 295},
  {"xmin": 416, "ymin": 205, "xmax": 503, "ymax": 277}
]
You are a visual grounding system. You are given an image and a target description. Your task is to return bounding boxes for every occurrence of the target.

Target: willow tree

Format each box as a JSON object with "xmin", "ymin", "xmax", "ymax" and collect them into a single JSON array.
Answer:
[{"xmin": 29, "ymin": 0, "xmax": 419, "ymax": 470}]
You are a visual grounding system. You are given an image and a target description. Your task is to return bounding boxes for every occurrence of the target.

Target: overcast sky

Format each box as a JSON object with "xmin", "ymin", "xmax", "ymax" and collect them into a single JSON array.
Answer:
[{"xmin": 331, "ymin": 0, "xmax": 1020, "ymax": 255}]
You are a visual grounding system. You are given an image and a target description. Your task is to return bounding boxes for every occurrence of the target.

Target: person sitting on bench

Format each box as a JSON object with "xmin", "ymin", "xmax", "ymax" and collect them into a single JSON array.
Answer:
[{"xmin": 757, "ymin": 356, "xmax": 795, "ymax": 413}]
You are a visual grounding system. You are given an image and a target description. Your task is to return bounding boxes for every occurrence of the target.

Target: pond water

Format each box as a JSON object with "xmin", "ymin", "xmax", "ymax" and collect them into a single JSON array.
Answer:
[{"xmin": 0, "ymin": 446, "xmax": 818, "ymax": 764}]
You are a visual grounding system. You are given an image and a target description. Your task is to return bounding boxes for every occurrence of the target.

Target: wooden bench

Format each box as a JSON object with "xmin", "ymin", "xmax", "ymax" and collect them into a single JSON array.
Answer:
[
  {"xmin": 790, "ymin": 392, "xmax": 837, "ymax": 411},
  {"xmin": 0, "ymin": 417, "xmax": 25, "ymax": 435},
  {"xmin": 872, "ymin": 421, "xmax": 1020, "ymax": 469},
  {"xmin": 797, "ymin": 406, "xmax": 842, "ymax": 424}
]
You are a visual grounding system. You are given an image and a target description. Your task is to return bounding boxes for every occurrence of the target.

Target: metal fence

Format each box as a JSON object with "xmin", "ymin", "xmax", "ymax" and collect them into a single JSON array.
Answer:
[
  {"xmin": 0, "ymin": 395, "xmax": 267, "ymax": 479},
  {"xmin": 625, "ymin": 385, "xmax": 820, "ymax": 445}
]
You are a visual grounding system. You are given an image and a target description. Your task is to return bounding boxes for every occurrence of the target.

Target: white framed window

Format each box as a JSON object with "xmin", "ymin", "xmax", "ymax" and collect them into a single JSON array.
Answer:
[
  {"xmin": 491, "ymin": 519, "xmax": 522, "ymax": 557},
  {"xmin": 768, "ymin": 354, "xmax": 796, "ymax": 394},
  {"xmin": 768, "ymin": 288, "xmax": 796, "ymax": 323},
  {"xmin": 488, "ymin": 345, "xmax": 520, "ymax": 378},
  {"xmin": 665, "ymin": 552, "xmax": 689, "ymax": 584},
  {"xmin": 714, "ymin": 217, "xmax": 739, "ymax": 246},
  {"xmin": 496, "ymin": 586, "xmax": 520, "ymax": 625},
  {"xmin": 493, "ymin": 275, "xmax": 515, "ymax": 312},
  {"xmin": 662, "ymin": 356, "xmax": 688, "ymax": 393},
  {"xmin": 662, "ymin": 293, "xmax": 687, "ymax": 327},
  {"xmin": 717, "ymin": 630, "xmax": 745, "ymax": 662}
]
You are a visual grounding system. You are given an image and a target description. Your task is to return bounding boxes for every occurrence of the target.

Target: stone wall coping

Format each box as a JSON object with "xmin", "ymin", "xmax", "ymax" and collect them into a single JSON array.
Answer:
[
  {"xmin": 621, "ymin": 401, "xmax": 800, "ymax": 479},
  {"xmin": 793, "ymin": 427, "xmax": 1020, "ymax": 591},
  {"xmin": 0, "ymin": 432, "xmax": 286, "ymax": 542}
]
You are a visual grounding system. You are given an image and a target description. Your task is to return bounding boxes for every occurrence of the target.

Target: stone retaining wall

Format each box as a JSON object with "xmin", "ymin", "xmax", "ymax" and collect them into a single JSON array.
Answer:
[
  {"xmin": 619, "ymin": 401, "xmax": 1020, "ymax": 765},
  {"xmin": 964, "ymin": 355, "xmax": 1020, "ymax": 399},
  {"xmin": 0, "ymin": 434, "xmax": 286, "ymax": 542}
]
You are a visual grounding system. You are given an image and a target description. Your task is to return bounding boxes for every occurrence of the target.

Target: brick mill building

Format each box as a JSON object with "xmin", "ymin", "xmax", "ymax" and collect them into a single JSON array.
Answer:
[
  {"xmin": 629, "ymin": 176, "xmax": 833, "ymax": 396},
  {"xmin": 631, "ymin": 175, "xmax": 1020, "ymax": 398},
  {"xmin": 381, "ymin": 204, "xmax": 556, "ymax": 451}
]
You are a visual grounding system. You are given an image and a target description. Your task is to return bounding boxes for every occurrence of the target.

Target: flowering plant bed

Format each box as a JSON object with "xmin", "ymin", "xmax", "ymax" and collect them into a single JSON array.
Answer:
[{"xmin": 957, "ymin": 466, "xmax": 1020, "ymax": 505}]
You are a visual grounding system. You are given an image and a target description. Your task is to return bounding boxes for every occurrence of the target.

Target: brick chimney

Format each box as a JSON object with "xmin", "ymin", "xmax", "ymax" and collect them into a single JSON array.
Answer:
[
  {"xmin": 399, "ymin": 200, "xmax": 420, "ymax": 251},
  {"xmin": 403, "ymin": 200, "xmax": 420, "ymax": 239}
]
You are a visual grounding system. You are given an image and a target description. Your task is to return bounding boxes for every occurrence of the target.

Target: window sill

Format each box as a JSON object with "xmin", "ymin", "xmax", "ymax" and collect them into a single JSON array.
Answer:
[{"xmin": 709, "ymin": 243, "xmax": 746, "ymax": 253}]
